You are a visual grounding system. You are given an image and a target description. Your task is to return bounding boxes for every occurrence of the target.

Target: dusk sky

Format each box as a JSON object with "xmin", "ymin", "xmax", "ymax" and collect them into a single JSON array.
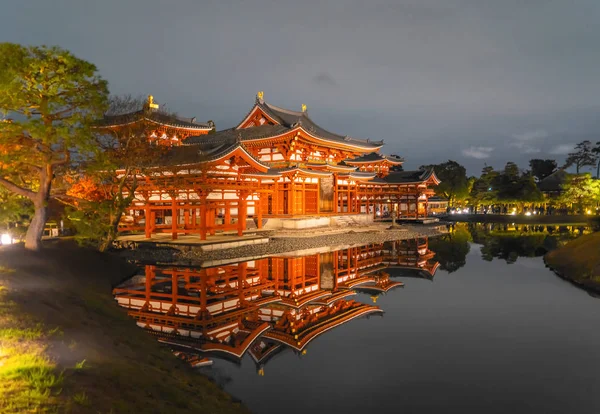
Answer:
[{"xmin": 2, "ymin": 0, "xmax": 600, "ymax": 174}]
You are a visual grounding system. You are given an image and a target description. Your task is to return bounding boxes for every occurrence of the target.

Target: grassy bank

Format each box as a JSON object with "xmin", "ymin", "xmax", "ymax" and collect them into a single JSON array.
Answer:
[
  {"xmin": 443, "ymin": 213, "xmax": 595, "ymax": 225},
  {"xmin": 545, "ymin": 232, "xmax": 600, "ymax": 293},
  {"xmin": 0, "ymin": 241, "xmax": 249, "ymax": 413}
]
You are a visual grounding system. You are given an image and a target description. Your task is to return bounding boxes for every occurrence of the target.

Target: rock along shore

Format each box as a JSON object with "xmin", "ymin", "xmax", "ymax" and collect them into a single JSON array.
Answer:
[{"xmin": 118, "ymin": 224, "xmax": 448, "ymax": 266}]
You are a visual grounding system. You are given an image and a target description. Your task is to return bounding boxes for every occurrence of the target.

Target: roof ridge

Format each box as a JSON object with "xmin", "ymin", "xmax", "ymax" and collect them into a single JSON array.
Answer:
[{"xmin": 264, "ymin": 102, "xmax": 304, "ymax": 116}]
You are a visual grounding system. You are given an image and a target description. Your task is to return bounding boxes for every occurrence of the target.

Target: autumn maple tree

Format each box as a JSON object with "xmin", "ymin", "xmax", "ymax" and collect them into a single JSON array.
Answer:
[{"xmin": 0, "ymin": 43, "xmax": 108, "ymax": 250}]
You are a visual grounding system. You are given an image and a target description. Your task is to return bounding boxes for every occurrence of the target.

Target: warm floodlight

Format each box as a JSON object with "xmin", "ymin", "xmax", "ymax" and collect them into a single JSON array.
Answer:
[{"xmin": 0, "ymin": 234, "xmax": 12, "ymax": 245}]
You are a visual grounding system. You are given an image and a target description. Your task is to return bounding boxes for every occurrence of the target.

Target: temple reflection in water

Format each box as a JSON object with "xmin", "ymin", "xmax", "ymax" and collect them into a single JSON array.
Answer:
[{"xmin": 113, "ymin": 237, "xmax": 439, "ymax": 369}]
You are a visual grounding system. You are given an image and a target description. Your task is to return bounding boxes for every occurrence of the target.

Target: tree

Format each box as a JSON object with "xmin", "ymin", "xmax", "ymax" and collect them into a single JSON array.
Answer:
[
  {"xmin": 420, "ymin": 160, "xmax": 468, "ymax": 206},
  {"xmin": 61, "ymin": 95, "xmax": 167, "ymax": 251},
  {"xmin": 592, "ymin": 142, "xmax": 600, "ymax": 179},
  {"xmin": 564, "ymin": 140, "xmax": 597, "ymax": 174},
  {"xmin": 469, "ymin": 165, "xmax": 499, "ymax": 211},
  {"xmin": 0, "ymin": 43, "xmax": 108, "ymax": 250},
  {"xmin": 529, "ymin": 159, "xmax": 557, "ymax": 182},
  {"xmin": 558, "ymin": 173, "xmax": 600, "ymax": 214},
  {"xmin": 0, "ymin": 187, "xmax": 32, "ymax": 239}
]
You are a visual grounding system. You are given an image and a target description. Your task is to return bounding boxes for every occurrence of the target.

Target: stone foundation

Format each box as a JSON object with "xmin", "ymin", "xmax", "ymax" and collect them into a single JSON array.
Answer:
[{"xmin": 263, "ymin": 214, "xmax": 373, "ymax": 230}]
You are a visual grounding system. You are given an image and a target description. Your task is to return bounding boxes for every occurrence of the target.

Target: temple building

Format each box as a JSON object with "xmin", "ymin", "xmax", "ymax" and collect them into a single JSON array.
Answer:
[{"xmin": 98, "ymin": 93, "xmax": 440, "ymax": 240}]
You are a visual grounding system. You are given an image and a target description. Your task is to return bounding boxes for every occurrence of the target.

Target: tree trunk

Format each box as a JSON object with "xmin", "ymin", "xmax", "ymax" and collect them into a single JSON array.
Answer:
[{"xmin": 25, "ymin": 202, "xmax": 47, "ymax": 251}]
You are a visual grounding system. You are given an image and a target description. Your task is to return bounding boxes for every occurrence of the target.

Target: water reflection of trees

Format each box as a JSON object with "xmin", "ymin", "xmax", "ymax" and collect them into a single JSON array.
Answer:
[
  {"xmin": 428, "ymin": 226, "xmax": 471, "ymax": 273},
  {"xmin": 466, "ymin": 223, "xmax": 589, "ymax": 264}
]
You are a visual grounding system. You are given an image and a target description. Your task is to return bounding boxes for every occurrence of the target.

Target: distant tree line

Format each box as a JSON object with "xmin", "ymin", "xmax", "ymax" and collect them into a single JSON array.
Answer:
[{"xmin": 421, "ymin": 140, "xmax": 600, "ymax": 215}]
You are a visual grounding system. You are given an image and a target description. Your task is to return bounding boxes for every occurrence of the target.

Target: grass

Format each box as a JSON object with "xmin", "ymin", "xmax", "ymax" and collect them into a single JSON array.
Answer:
[
  {"xmin": 73, "ymin": 391, "xmax": 89, "ymax": 406},
  {"xmin": 0, "ymin": 287, "xmax": 64, "ymax": 413},
  {"xmin": 545, "ymin": 232, "xmax": 600, "ymax": 287},
  {"xmin": 0, "ymin": 242, "xmax": 249, "ymax": 414}
]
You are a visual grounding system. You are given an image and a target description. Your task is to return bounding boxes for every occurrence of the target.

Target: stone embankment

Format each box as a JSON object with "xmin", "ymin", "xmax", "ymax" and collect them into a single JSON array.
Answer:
[{"xmin": 118, "ymin": 224, "xmax": 447, "ymax": 265}]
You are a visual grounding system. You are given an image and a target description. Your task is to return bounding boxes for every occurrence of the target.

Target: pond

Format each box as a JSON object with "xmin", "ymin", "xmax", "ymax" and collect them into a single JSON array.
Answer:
[{"xmin": 115, "ymin": 223, "xmax": 600, "ymax": 414}]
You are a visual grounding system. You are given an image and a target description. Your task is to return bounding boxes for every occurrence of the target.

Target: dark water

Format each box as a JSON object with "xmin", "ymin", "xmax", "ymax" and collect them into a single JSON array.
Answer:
[{"xmin": 115, "ymin": 224, "xmax": 600, "ymax": 414}]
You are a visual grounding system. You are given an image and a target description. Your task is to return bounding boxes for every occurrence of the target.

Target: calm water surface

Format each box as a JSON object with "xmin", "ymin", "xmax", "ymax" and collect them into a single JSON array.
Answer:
[{"xmin": 116, "ymin": 224, "xmax": 600, "ymax": 414}]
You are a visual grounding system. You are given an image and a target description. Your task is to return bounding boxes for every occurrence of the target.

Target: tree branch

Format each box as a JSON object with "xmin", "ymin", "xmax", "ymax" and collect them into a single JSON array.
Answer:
[{"xmin": 0, "ymin": 176, "xmax": 36, "ymax": 199}]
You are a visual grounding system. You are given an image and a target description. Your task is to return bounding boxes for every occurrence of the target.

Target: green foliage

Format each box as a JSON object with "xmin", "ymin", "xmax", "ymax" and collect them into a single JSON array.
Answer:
[
  {"xmin": 420, "ymin": 160, "xmax": 468, "ymax": 206},
  {"xmin": 529, "ymin": 159, "xmax": 557, "ymax": 181},
  {"xmin": 469, "ymin": 163, "xmax": 543, "ymax": 209},
  {"xmin": 558, "ymin": 173, "xmax": 600, "ymax": 214},
  {"xmin": 0, "ymin": 43, "xmax": 109, "ymax": 249},
  {"xmin": 66, "ymin": 200, "xmax": 117, "ymax": 250},
  {"xmin": 0, "ymin": 186, "xmax": 32, "ymax": 226}
]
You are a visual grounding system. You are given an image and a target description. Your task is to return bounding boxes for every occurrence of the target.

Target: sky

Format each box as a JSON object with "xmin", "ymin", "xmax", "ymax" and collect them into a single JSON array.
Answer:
[{"xmin": 2, "ymin": 0, "xmax": 600, "ymax": 174}]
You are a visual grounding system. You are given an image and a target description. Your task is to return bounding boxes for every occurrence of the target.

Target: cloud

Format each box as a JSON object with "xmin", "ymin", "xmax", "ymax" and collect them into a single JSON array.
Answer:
[
  {"xmin": 462, "ymin": 146, "xmax": 494, "ymax": 159},
  {"xmin": 523, "ymin": 146, "xmax": 541, "ymax": 154},
  {"xmin": 511, "ymin": 130, "xmax": 548, "ymax": 141},
  {"xmin": 313, "ymin": 72, "xmax": 338, "ymax": 87},
  {"xmin": 507, "ymin": 129, "xmax": 546, "ymax": 154},
  {"xmin": 549, "ymin": 144, "xmax": 575, "ymax": 155}
]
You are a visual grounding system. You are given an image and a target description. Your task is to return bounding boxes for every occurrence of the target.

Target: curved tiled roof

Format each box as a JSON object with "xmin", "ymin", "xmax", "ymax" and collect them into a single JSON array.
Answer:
[
  {"xmin": 184, "ymin": 125, "xmax": 289, "ymax": 145},
  {"xmin": 154, "ymin": 141, "xmax": 269, "ymax": 170},
  {"xmin": 98, "ymin": 109, "xmax": 213, "ymax": 130},
  {"xmin": 235, "ymin": 97, "xmax": 383, "ymax": 150},
  {"xmin": 260, "ymin": 101, "xmax": 383, "ymax": 149},
  {"xmin": 345, "ymin": 152, "xmax": 404, "ymax": 164},
  {"xmin": 383, "ymin": 168, "xmax": 439, "ymax": 184}
]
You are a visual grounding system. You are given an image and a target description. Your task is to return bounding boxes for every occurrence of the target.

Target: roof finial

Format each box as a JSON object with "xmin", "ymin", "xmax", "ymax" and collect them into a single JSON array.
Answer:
[
  {"xmin": 301, "ymin": 103, "xmax": 307, "ymax": 112},
  {"xmin": 147, "ymin": 95, "xmax": 159, "ymax": 110},
  {"xmin": 257, "ymin": 91, "xmax": 264, "ymax": 102}
]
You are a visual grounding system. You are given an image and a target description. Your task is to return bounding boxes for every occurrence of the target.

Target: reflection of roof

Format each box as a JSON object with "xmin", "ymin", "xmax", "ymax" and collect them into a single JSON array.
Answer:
[
  {"xmin": 537, "ymin": 169, "xmax": 568, "ymax": 192},
  {"xmin": 263, "ymin": 303, "xmax": 382, "ymax": 351},
  {"xmin": 345, "ymin": 152, "xmax": 404, "ymax": 165},
  {"xmin": 233, "ymin": 98, "xmax": 383, "ymax": 150},
  {"xmin": 98, "ymin": 109, "xmax": 213, "ymax": 131}
]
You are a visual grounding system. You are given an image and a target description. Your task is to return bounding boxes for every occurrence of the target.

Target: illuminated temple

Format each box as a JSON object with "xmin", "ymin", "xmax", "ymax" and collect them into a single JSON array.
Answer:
[
  {"xmin": 99, "ymin": 93, "xmax": 440, "ymax": 240},
  {"xmin": 113, "ymin": 239, "xmax": 440, "ymax": 369}
]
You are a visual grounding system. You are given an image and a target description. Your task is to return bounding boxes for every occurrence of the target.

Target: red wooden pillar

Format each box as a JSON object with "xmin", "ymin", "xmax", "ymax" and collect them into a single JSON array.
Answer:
[
  {"xmin": 144, "ymin": 203, "xmax": 152, "ymax": 238},
  {"xmin": 225, "ymin": 202, "xmax": 231, "ymax": 229},
  {"xmin": 257, "ymin": 195, "xmax": 263, "ymax": 229},
  {"xmin": 273, "ymin": 180, "xmax": 279, "ymax": 215},
  {"xmin": 171, "ymin": 199, "xmax": 178, "ymax": 240},
  {"xmin": 184, "ymin": 208, "xmax": 190, "ymax": 230},
  {"xmin": 199, "ymin": 203, "xmax": 207, "ymax": 240},
  {"xmin": 209, "ymin": 207, "xmax": 216, "ymax": 236},
  {"xmin": 238, "ymin": 199, "xmax": 247, "ymax": 236},
  {"xmin": 289, "ymin": 181, "xmax": 295, "ymax": 216}
]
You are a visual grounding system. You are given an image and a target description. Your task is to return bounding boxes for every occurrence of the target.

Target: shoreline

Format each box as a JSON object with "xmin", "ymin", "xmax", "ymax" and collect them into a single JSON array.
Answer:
[
  {"xmin": 544, "ymin": 232, "xmax": 600, "ymax": 295},
  {"xmin": 0, "ymin": 242, "xmax": 250, "ymax": 413},
  {"xmin": 116, "ymin": 224, "xmax": 448, "ymax": 266}
]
